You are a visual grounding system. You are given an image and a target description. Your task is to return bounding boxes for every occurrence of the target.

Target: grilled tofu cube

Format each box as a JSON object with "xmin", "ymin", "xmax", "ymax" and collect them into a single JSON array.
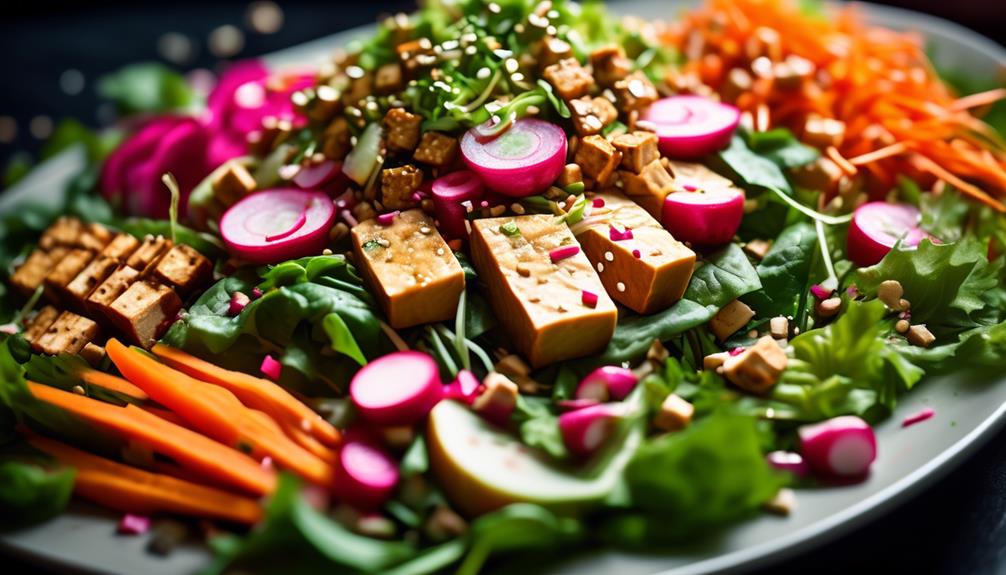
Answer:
[
  {"xmin": 10, "ymin": 249, "xmax": 57, "ymax": 296},
  {"xmin": 126, "ymin": 235, "xmax": 172, "ymax": 271},
  {"xmin": 590, "ymin": 45, "xmax": 633, "ymax": 88},
  {"xmin": 384, "ymin": 108, "xmax": 422, "ymax": 152},
  {"xmin": 151, "ymin": 244, "xmax": 213, "ymax": 293},
  {"xmin": 380, "ymin": 165, "xmax": 423, "ymax": 210},
  {"xmin": 538, "ymin": 37, "xmax": 573, "ymax": 72},
  {"xmin": 569, "ymin": 96, "xmax": 618, "ymax": 136},
  {"xmin": 100, "ymin": 234, "xmax": 141, "ymax": 262},
  {"xmin": 211, "ymin": 162, "xmax": 257, "ymax": 206},
  {"xmin": 23, "ymin": 305, "xmax": 61, "ymax": 344},
  {"xmin": 87, "ymin": 265, "xmax": 141, "ymax": 318},
  {"xmin": 78, "ymin": 223, "xmax": 114, "ymax": 251},
  {"xmin": 575, "ymin": 135, "xmax": 622, "ymax": 186},
  {"xmin": 470, "ymin": 215, "xmax": 616, "ymax": 367},
  {"xmin": 666, "ymin": 160, "xmax": 738, "ymax": 192},
  {"xmin": 45, "ymin": 249, "xmax": 95, "ymax": 299},
  {"xmin": 38, "ymin": 217, "xmax": 83, "ymax": 250},
  {"xmin": 613, "ymin": 71, "xmax": 658, "ymax": 112},
  {"xmin": 574, "ymin": 192, "xmax": 695, "ymax": 314},
  {"xmin": 619, "ymin": 160, "xmax": 674, "ymax": 220},
  {"xmin": 413, "ymin": 132, "xmax": 459, "ymax": 168},
  {"xmin": 374, "ymin": 62, "xmax": 404, "ymax": 94},
  {"xmin": 351, "ymin": 209, "xmax": 465, "ymax": 329},
  {"xmin": 107, "ymin": 281, "xmax": 182, "ymax": 347},
  {"xmin": 33, "ymin": 311, "xmax": 100, "ymax": 356},
  {"xmin": 322, "ymin": 117, "xmax": 352, "ymax": 160},
  {"xmin": 612, "ymin": 131, "xmax": 660, "ymax": 174},
  {"xmin": 542, "ymin": 58, "xmax": 593, "ymax": 100},
  {"xmin": 709, "ymin": 299, "xmax": 756, "ymax": 341},
  {"xmin": 722, "ymin": 336, "xmax": 787, "ymax": 393},
  {"xmin": 64, "ymin": 255, "xmax": 120, "ymax": 307}
]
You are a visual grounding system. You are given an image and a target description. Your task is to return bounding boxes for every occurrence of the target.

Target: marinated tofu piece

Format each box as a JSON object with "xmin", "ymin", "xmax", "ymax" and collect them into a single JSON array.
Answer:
[
  {"xmin": 380, "ymin": 165, "xmax": 423, "ymax": 210},
  {"xmin": 87, "ymin": 265, "xmax": 141, "ymax": 318},
  {"xmin": 575, "ymin": 135, "xmax": 622, "ymax": 187},
  {"xmin": 211, "ymin": 162, "xmax": 257, "ymax": 206},
  {"xmin": 23, "ymin": 306, "xmax": 61, "ymax": 344},
  {"xmin": 45, "ymin": 249, "xmax": 95, "ymax": 299},
  {"xmin": 100, "ymin": 234, "xmax": 141, "ymax": 262},
  {"xmin": 542, "ymin": 58, "xmax": 593, "ymax": 100},
  {"xmin": 666, "ymin": 160, "xmax": 738, "ymax": 192},
  {"xmin": 64, "ymin": 255, "xmax": 120, "ymax": 307},
  {"xmin": 574, "ymin": 192, "xmax": 695, "ymax": 314},
  {"xmin": 106, "ymin": 281, "xmax": 183, "ymax": 347},
  {"xmin": 322, "ymin": 117, "xmax": 352, "ymax": 160},
  {"xmin": 151, "ymin": 244, "xmax": 213, "ymax": 293},
  {"xmin": 568, "ymin": 96, "xmax": 618, "ymax": 137},
  {"xmin": 653, "ymin": 393, "xmax": 694, "ymax": 432},
  {"xmin": 557, "ymin": 164, "xmax": 583, "ymax": 187},
  {"xmin": 722, "ymin": 336, "xmax": 787, "ymax": 393},
  {"xmin": 413, "ymin": 132, "xmax": 459, "ymax": 167},
  {"xmin": 396, "ymin": 38, "xmax": 436, "ymax": 76},
  {"xmin": 351, "ymin": 210, "xmax": 465, "ymax": 329},
  {"xmin": 126, "ymin": 235, "xmax": 172, "ymax": 272},
  {"xmin": 384, "ymin": 108, "xmax": 422, "ymax": 152},
  {"xmin": 33, "ymin": 311, "xmax": 101, "ymax": 356},
  {"xmin": 613, "ymin": 71, "xmax": 658, "ymax": 112},
  {"xmin": 10, "ymin": 249, "xmax": 57, "ymax": 296},
  {"xmin": 709, "ymin": 299, "xmax": 756, "ymax": 341},
  {"xmin": 38, "ymin": 217, "xmax": 83, "ymax": 250},
  {"xmin": 619, "ymin": 160, "xmax": 674, "ymax": 220},
  {"xmin": 78, "ymin": 223, "xmax": 114, "ymax": 252},
  {"xmin": 537, "ymin": 37, "xmax": 573, "ymax": 72},
  {"xmin": 590, "ymin": 45, "xmax": 633, "ymax": 88},
  {"xmin": 374, "ymin": 62, "xmax": 404, "ymax": 94},
  {"xmin": 612, "ymin": 131, "xmax": 660, "ymax": 174},
  {"xmin": 470, "ymin": 215, "xmax": 617, "ymax": 367}
]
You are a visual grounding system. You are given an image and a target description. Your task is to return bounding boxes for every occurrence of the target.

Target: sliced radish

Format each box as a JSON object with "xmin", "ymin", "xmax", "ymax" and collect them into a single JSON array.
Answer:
[
  {"xmin": 431, "ymin": 170, "xmax": 484, "ymax": 240},
  {"xmin": 335, "ymin": 439, "xmax": 399, "ymax": 510},
  {"xmin": 349, "ymin": 351, "xmax": 442, "ymax": 427},
  {"xmin": 559, "ymin": 403, "xmax": 626, "ymax": 459},
  {"xmin": 556, "ymin": 398, "xmax": 601, "ymax": 412},
  {"xmin": 443, "ymin": 370, "xmax": 483, "ymax": 405},
  {"xmin": 766, "ymin": 450, "xmax": 810, "ymax": 478},
  {"xmin": 798, "ymin": 416, "xmax": 876, "ymax": 479},
  {"xmin": 228, "ymin": 292, "xmax": 250, "ymax": 316},
  {"xmin": 460, "ymin": 118, "xmax": 566, "ymax": 198},
  {"xmin": 641, "ymin": 96, "xmax": 740, "ymax": 159},
  {"xmin": 662, "ymin": 189, "xmax": 745, "ymax": 245},
  {"xmin": 847, "ymin": 202, "xmax": 928, "ymax": 267},
  {"xmin": 220, "ymin": 189, "xmax": 335, "ymax": 264},
  {"xmin": 574, "ymin": 366, "xmax": 638, "ymax": 403},
  {"xmin": 293, "ymin": 160, "xmax": 346, "ymax": 192}
]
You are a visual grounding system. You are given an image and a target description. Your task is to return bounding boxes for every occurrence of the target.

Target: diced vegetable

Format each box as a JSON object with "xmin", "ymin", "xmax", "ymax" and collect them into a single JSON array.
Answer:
[
  {"xmin": 443, "ymin": 369, "xmax": 483, "ymax": 405},
  {"xmin": 558, "ymin": 403, "xmax": 627, "ymax": 459},
  {"xmin": 766, "ymin": 451, "xmax": 810, "ymax": 478},
  {"xmin": 219, "ymin": 189, "xmax": 336, "ymax": 264},
  {"xmin": 798, "ymin": 416, "xmax": 877, "ymax": 479},
  {"xmin": 902, "ymin": 407, "xmax": 936, "ymax": 428},
  {"xmin": 260, "ymin": 354, "xmax": 282, "ymax": 381},
  {"xmin": 847, "ymin": 202, "xmax": 929, "ymax": 267},
  {"xmin": 334, "ymin": 439, "xmax": 399, "ymax": 511},
  {"xmin": 641, "ymin": 96, "xmax": 740, "ymax": 159},
  {"xmin": 431, "ymin": 170, "xmax": 484, "ymax": 240},
  {"xmin": 662, "ymin": 189, "xmax": 745, "ymax": 245},
  {"xmin": 556, "ymin": 398, "xmax": 601, "ymax": 412},
  {"xmin": 460, "ymin": 118, "xmax": 567, "ymax": 197},
  {"xmin": 293, "ymin": 160, "xmax": 346, "ymax": 191},
  {"xmin": 342, "ymin": 123, "xmax": 383, "ymax": 186},
  {"xmin": 349, "ymin": 351, "xmax": 442, "ymax": 427},
  {"xmin": 574, "ymin": 366, "xmax": 638, "ymax": 402},
  {"xmin": 228, "ymin": 291, "xmax": 250, "ymax": 316},
  {"xmin": 117, "ymin": 514, "xmax": 151, "ymax": 535}
]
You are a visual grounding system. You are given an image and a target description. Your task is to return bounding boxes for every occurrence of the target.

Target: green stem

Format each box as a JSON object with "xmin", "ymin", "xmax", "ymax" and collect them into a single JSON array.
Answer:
[
  {"xmin": 465, "ymin": 339, "xmax": 495, "ymax": 374},
  {"xmin": 815, "ymin": 219, "xmax": 839, "ymax": 291},
  {"xmin": 765, "ymin": 186, "xmax": 853, "ymax": 225},
  {"xmin": 428, "ymin": 325, "xmax": 459, "ymax": 376},
  {"xmin": 453, "ymin": 290, "xmax": 471, "ymax": 371}
]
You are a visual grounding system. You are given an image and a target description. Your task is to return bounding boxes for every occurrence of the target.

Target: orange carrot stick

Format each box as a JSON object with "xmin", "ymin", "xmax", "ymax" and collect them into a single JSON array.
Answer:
[
  {"xmin": 848, "ymin": 142, "xmax": 908, "ymax": 166},
  {"xmin": 952, "ymin": 88, "xmax": 1006, "ymax": 112},
  {"xmin": 81, "ymin": 370, "xmax": 149, "ymax": 402}
]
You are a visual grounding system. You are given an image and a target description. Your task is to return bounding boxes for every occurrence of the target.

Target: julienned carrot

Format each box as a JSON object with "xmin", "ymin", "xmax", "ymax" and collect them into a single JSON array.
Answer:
[
  {"xmin": 282, "ymin": 420, "xmax": 339, "ymax": 466},
  {"xmin": 28, "ymin": 435, "xmax": 262, "ymax": 525},
  {"xmin": 151, "ymin": 344, "xmax": 341, "ymax": 447},
  {"xmin": 80, "ymin": 370, "xmax": 149, "ymax": 402},
  {"xmin": 27, "ymin": 382, "xmax": 275, "ymax": 496},
  {"xmin": 107, "ymin": 339, "xmax": 336, "ymax": 487}
]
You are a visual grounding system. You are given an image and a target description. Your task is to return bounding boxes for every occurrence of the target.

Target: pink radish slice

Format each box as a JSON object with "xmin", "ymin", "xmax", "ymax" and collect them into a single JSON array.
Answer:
[
  {"xmin": 559, "ymin": 403, "xmax": 626, "ymax": 459},
  {"xmin": 846, "ymin": 202, "xmax": 926, "ymax": 267},
  {"xmin": 431, "ymin": 170, "xmax": 484, "ymax": 239},
  {"xmin": 662, "ymin": 189, "xmax": 745, "ymax": 245},
  {"xmin": 460, "ymin": 118, "xmax": 566, "ymax": 198},
  {"xmin": 641, "ymin": 96, "xmax": 741, "ymax": 159},
  {"xmin": 766, "ymin": 450, "xmax": 810, "ymax": 477},
  {"xmin": 443, "ymin": 370, "xmax": 483, "ymax": 405},
  {"xmin": 556, "ymin": 398, "xmax": 601, "ymax": 412},
  {"xmin": 335, "ymin": 439, "xmax": 399, "ymax": 510},
  {"xmin": 220, "ymin": 189, "xmax": 336, "ymax": 264},
  {"xmin": 575, "ymin": 366, "xmax": 639, "ymax": 402},
  {"xmin": 798, "ymin": 416, "xmax": 876, "ymax": 479},
  {"xmin": 293, "ymin": 160, "xmax": 343, "ymax": 190},
  {"xmin": 349, "ymin": 351, "xmax": 442, "ymax": 427}
]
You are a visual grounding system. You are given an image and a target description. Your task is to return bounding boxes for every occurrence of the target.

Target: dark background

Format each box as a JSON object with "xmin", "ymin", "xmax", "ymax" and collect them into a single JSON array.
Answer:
[{"xmin": 1, "ymin": 1, "xmax": 1005, "ymax": 574}]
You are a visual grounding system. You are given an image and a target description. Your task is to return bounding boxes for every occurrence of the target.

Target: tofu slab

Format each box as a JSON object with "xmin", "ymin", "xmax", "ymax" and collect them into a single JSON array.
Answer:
[
  {"xmin": 64, "ymin": 255, "xmax": 120, "ymax": 308},
  {"xmin": 126, "ymin": 235, "xmax": 172, "ymax": 271},
  {"xmin": 106, "ymin": 281, "xmax": 182, "ymax": 347},
  {"xmin": 470, "ymin": 215, "xmax": 616, "ymax": 367},
  {"xmin": 100, "ymin": 234, "xmax": 141, "ymax": 262},
  {"xmin": 45, "ymin": 249, "xmax": 95, "ymax": 300},
  {"xmin": 10, "ymin": 249, "xmax": 56, "ymax": 296},
  {"xmin": 573, "ymin": 192, "xmax": 695, "ymax": 314},
  {"xmin": 351, "ymin": 209, "xmax": 465, "ymax": 329},
  {"xmin": 23, "ymin": 306, "xmax": 61, "ymax": 344},
  {"xmin": 87, "ymin": 265, "xmax": 141, "ymax": 319},
  {"xmin": 152, "ymin": 244, "xmax": 213, "ymax": 293},
  {"xmin": 33, "ymin": 311, "xmax": 101, "ymax": 356}
]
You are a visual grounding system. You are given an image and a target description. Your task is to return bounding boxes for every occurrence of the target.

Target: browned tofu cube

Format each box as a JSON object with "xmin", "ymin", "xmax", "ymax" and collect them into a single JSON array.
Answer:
[
  {"xmin": 45, "ymin": 249, "xmax": 95, "ymax": 298},
  {"xmin": 100, "ymin": 234, "xmax": 141, "ymax": 262},
  {"xmin": 384, "ymin": 108, "xmax": 422, "ymax": 152},
  {"xmin": 322, "ymin": 117, "xmax": 352, "ymax": 160},
  {"xmin": 77, "ymin": 223, "xmax": 114, "ymax": 251},
  {"xmin": 666, "ymin": 160, "xmax": 738, "ymax": 192},
  {"xmin": 543, "ymin": 58, "xmax": 593, "ymax": 101},
  {"xmin": 590, "ymin": 45, "xmax": 633, "ymax": 88},
  {"xmin": 612, "ymin": 131, "xmax": 660, "ymax": 174},
  {"xmin": 619, "ymin": 160, "xmax": 674, "ymax": 220},
  {"xmin": 470, "ymin": 215, "xmax": 616, "ymax": 367},
  {"xmin": 413, "ymin": 132, "xmax": 459, "ymax": 167},
  {"xmin": 575, "ymin": 135, "xmax": 622, "ymax": 186},
  {"xmin": 23, "ymin": 305, "xmax": 60, "ymax": 344},
  {"xmin": 87, "ymin": 265, "xmax": 141, "ymax": 318},
  {"xmin": 351, "ymin": 210, "xmax": 465, "ymax": 329},
  {"xmin": 38, "ymin": 217, "xmax": 83, "ymax": 250},
  {"xmin": 380, "ymin": 165, "xmax": 423, "ymax": 210},
  {"xmin": 396, "ymin": 38, "xmax": 436, "ymax": 76},
  {"xmin": 64, "ymin": 255, "xmax": 120, "ymax": 307},
  {"xmin": 10, "ymin": 249, "xmax": 56, "ymax": 296},
  {"xmin": 569, "ymin": 96, "xmax": 618, "ymax": 136},
  {"xmin": 107, "ymin": 281, "xmax": 182, "ymax": 347},
  {"xmin": 709, "ymin": 299, "xmax": 755, "ymax": 341},
  {"xmin": 557, "ymin": 163, "xmax": 583, "ymax": 187},
  {"xmin": 722, "ymin": 336, "xmax": 787, "ymax": 393},
  {"xmin": 574, "ymin": 192, "xmax": 696, "ymax": 314},
  {"xmin": 613, "ymin": 71, "xmax": 658, "ymax": 112},
  {"xmin": 126, "ymin": 235, "xmax": 172, "ymax": 272},
  {"xmin": 211, "ymin": 162, "xmax": 257, "ymax": 206},
  {"xmin": 374, "ymin": 62, "xmax": 404, "ymax": 94},
  {"xmin": 538, "ymin": 37, "xmax": 573, "ymax": 71},
  {"xmin": 33, "ymin": 311, "xmax": 101, "ymax": 356},
  {"xmin": 653, "ymin": 393, "xmax": 694, "ymax": 431},
  {"xmin": 152, "ymin": 244, "xmax": 213, "ymax": 293}
]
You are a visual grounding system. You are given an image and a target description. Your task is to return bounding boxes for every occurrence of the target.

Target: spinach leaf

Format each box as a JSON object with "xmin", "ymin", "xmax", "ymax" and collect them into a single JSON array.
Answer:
[
  {"xmin": 742, "ymin": 222, "xmax": 817, "ymax": 319},
  {"xmin": 455, "ymin": 504, "xmax": 584, "ymax": 575},
  {"xmin": 96, "ymin": 62, "xmax": 197, "ymax": 115},
  {"xmin": 512, "ymin": 396, "xmax": 569, "ymax": 461},
  {"xmin": 0, "ymin": 459, "xmax": 76, "ymax": 527},
  {"xmin": 714, "ymin": 134, "xmax": 793, "ymax": 194},
  {"xmin": 746, "ymin": 128, "xmax": 819, "ymax": 169}
]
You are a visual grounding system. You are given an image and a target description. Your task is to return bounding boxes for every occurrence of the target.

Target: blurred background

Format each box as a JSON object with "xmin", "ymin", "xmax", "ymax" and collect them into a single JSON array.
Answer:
[{"xmin": 0, "ymin": 1, "xmax": 1005, "ymax": 573}]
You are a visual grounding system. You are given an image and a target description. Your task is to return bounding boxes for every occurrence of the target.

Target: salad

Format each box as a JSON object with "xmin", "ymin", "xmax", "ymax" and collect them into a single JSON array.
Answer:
[{"xmin": 1, "ymin": 0, "xmax": 1005, "ymax": 573}]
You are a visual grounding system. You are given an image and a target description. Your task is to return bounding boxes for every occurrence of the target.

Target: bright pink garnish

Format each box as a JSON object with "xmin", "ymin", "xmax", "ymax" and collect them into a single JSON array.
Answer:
[
  {"xmin": 609, "ymin": 226, "xmax": 634, "ymax": 241},
  {"xmin": 444, "ymin": 370, "xmax": 484, "ymax": 405},
  {"xmin": 661, "ymin": 188, "xmax": 744, "ymax": 246},
  {"xmin": 846, "ymin": 284, "xmax": 859, "ymax": 298},
  {"xmin": 228, "ymin": 291, "xmax": 250, "ymax": 316},
  {"xmin": 728, "ymin": 346, "xmax": 746, "ymax": 356},
  {"xmin": 251, "ymin": 287, "xmax": 264, "ymax": 299},
  {"xmin": 902, "ymin": 407, "xmax": 935, "ymax": 428},
  {"xmin": 798, "ymin": 415, "xmax": 877, "ymax": 479},
  {"xmin": 559, "ymin": 403, "xmax": 627, "ymax": 458},
  {"xmin": 632, "ymin": 249, "xmax": 641, "ymax": 258},
  {"xmin": 581, "ymin": 290, "xmax": 599, "ymax": 308},
  {"xmin": 117, "ymin": 514, "xmax": 151, "ymax": 535},
  {"xmin": 683, "ymin": 184, "xmax": 699, "ymax": 192},
  {"xmin": 766, "ymin": 451, "xmax": 810, "ymax": 477},
  {"xmin": 430, "ymin": 170, "xmax": 485, "ymax": 240},
  {"xmin": 575, "ymin": 366, "xmax": 638, "ymax": 402},
  {"xmin": 260, "ymin": 456, "xmax": 274, "ymax": 471},
  {"xmin": 847, "ymin": 202, "xmax": 929, "ymax": 267},
  {"xmin": 335, "ymin": 439, "xmax": 399, "ymax": 511},
  {"xmin": 592, "ymin": 198, "xmax": 605, "ymax": 208},
  {"xmin": 340, "ymin": 209, "xmax": 359, "ymax": 228},
  {"xmin": 377, "ymin": 211, "xmax": 400, "ymax": 226},
  {"xmin": 556, "ymin": 398, "xmax": 602, "ymax": 412},
  {"xmin": 810, "ymin": 284, "xmax": 833, "ymax": 300},
  {"xmin": 549, "ymin": 245, "xmax": 580, "ymax": 262},
  {"xmin": 410, "ymin": 192, "xmax": 423, "ymax": 202},
  {"xmin": 260, "ymin": 355, "xmax": 282, "ymax": 381},
  {"xmin": 350, "ymin": 351, "xmax": 442, "ymax": 426},
  {"xmin": 292, "ymin": 160, "xmax": 343, "ymax": 190},
  {"xmin": 0, "ymin": 324, "xmax": 17, "ymax": 335}
]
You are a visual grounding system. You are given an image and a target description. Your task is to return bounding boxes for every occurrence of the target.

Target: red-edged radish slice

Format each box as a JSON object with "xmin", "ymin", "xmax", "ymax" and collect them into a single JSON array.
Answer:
[
  {"xmin": 559, "ymin": 403, "xmax": 626, "ymax": 459},
  {"xmin": 220, "ymin": 189, "xmax": 335, "ymax": 264},
  {"xmin": 556, "ymin": 398, "xmax": 601, "ymax": 412},
  {"xmin": 798, "ymin": 416, "xmax": 876, "ymax": 479},
  {"xmin": 766, "ymin": 450, "xmax": 810, "ymax": 478},
  {"xmin": 349, "ymin": 351, "xmax": 442, "ymax": 427},
  {"xmin": 443, "ymin": 370, "xmax": 483, "ymax": 405},
  {"xmin": 641, "ymin": 96, "xmax": 741, "ymax": 159},
  {"xmin": 662, "ymin": 189, "xmax": 745, "ymax": 245},
  {"xmin": 847, "ymin": 202, "xmax": 928, "ymax": 267},
  {"xmin": 431, "ymin": 170, "xmax": 484, "ymax": 240},
  {"xmin": 460, "ymin": 118, "xmax": 566, "ymax": 197},
  {"xmin": 335, "ymin": 439, "xmax": 399, "ymax": 510},
  {"xmin": 293, "ymin": 160, "xmax": 345, "ymax": 191},
  {"xmin": 574, "ymin": 366, "xmax": 638, "ymax": 403}
]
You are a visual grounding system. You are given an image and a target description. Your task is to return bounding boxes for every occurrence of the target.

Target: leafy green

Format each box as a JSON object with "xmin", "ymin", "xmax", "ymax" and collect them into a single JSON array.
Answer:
[
  {"xmin": 512, "ymin": 396, "xmax": 569, "ymax": 461},
  {"xmin": 745, "ymin": 128, "xmax": 819, "ymax": 169},
  {"xmin": 742, "ymin": 222, "xmax": 817, "ymax": 320},
  {"xmin": 896, "ymin": 318, "xmax": 1006, "ymax": 372},
  {"xmin": 455, "ymin": 504, "xmax": 583, "ymax": 575},
  {"xmin": 715, "ymin": 134, "xmax": 793, "ymax": 193},
  {"xmin": 0, "ymin": 459, "xmax": 76, "ymax": 527},
  {"xmin": 96, "ymin": 62, "xmax": 197, "ymax": 115}
]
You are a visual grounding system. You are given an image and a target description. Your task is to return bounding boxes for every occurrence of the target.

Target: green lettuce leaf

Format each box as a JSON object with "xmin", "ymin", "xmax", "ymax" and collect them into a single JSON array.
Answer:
[
  {"xmin": 745, "ymin": 128, "xmax": 819, "ymax": 169},
  {"xmin": 0, "ymin": 459, "xmax": 76, "ymax": 527},
  {"xmin": 742, "ymin": 222, "xmax": 816, "ymax": 320},
  {"xmin": 96, "ymin": 62, "xmax": 197, "ymax": 115},
  {"xmin": 714, "ymin": 134, "xmax": 793, "ymax": 193}
]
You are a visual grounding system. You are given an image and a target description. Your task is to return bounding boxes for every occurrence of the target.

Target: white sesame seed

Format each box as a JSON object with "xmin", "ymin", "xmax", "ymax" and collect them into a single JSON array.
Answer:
[
  {"xmin": 604, "ymin": 251, "xmax": 614, "ymax": 262},
  {"xmin": 617, "ymin": 282, "xmax": 626, "ymax": 292},
  {"xmin": 597, "ymin": 262, "xmax": 604, "ymax": 272},
  {"xmin": 436, "ymin": 248, "xmax": 445, "ymax": 256},
  {"xmin": 419, "ymin": 226, "xmax": 431, "ymax": 234}
]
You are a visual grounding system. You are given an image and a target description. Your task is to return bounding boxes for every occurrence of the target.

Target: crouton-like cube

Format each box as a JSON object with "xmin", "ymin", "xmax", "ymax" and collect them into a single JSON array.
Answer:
[
  {"xmin": 87, "ymin": 265, "xmax": 140, "ymax": 318},
  {"xmin": 557, "ymin": 164, "xmax": 583, "ymax": 187},
  {"xmin": 23, "ymin": 306, "xmax": 61, "ymax": 344},
  {"xmin": 38, "ymin": 217, "xmax": 83, "ymax": 250},
  {"xmin": 33, "ymin": 311, "xmax": 100, "ymax": 356},
  {"xmin": 126, "ymin": 235, "xmax": 172, "ymax": 272},
  {"xmin": 907, "ymin": 324, "xmax": 935, "ymax": 348},
  {"xmin": 351, "ymin": 209, "xmax": 465, "ymax": 329},
  {"xmin": 574, "ymin": 192, "xmax": 695, "ymax": 314},
  {"xmin": 709, "ymin": 299, "xmax": 756, "ymax": 341},
  {"xmin": 722, "ymin": 335, "xmax": 787, "ymax": 393},
  {"xmin": 45, "ymin": 249, "xmax": 95, "ymax": 297},
  {"xmin": 703, "ymin": 351, "xmax": 730, "ymax": 371},
  {"xmin": 396, "ymin": 38, "xmax": 437, "ymax": 76},
  {"xmin": 764, "ymin": 488, "xmax": 797, "ymax": 516},
  {"xmin": 470, "ymin": 215, "xmax": 616, "ymax": 367},
  {"xmin": 620, "ymin": 160, "xmax": 675, "ymax": 220},
  {"xmin": 653, "ymin": 393, "xmax": 694, "ymax": 431},
  {"xmin": 569, "ymin": 96, "xmax": 618, "ymax": 136},
  {"xmin": 770, "ymin": 316, "xmax": 789, "ymax": 339},
  {"xmin": 384, "ymin": 108, "xmax": 422, "ymax": 152},
  {"xmin": 380, "ymin": 165, "xmax": 424, "ymax": 210},
  {"xmin": 64, "ymin": 255, "xmax": 120, "ymax": 307},
  {"xmin": 414, "ymin": 132, "xmax": 459, "ymax": 168},
  {"xmin": 374, "ymin": 62, "xmax": 404, "ymax": 94},
  {"xmin": 211, "ymin": 162, "xmax": 257, "ymax": 206},
  {"xmin": 472, "ymin": 372, "xmax": 519, "ymax": 422},
  {"xmin": 790, "ymin": 157, "xmax": 844, "ymax": 196},
  {"xmin": 590, "ymin": 45, "xmax": 633, "ymax": 87},
  {"xmin": 152, "ymin": 244, "xmax": 213, "ymax": 293},
  {"xmin": 666, "ymin": 160, "xmax": 738, "ymax": 192},
  {"xmin": 613, "ymin": 71, "xmax": 659, "ymax": 112},
  {"xmin": 743, "ymin": 239, "xmax": 772, "ymax": 260},
  {"xmin": 543, "ymin": 58, "xmax": 593, "ymax": 100},
  {"xmin": 78, "ymin": 223, "xmax": 114, "ymax": 252},
  {"xmin": 575, "ymin": 135, "xmax": 622, "ymax": 186},
  {"xmin": 80, "ymin": 342, "xmax": 106, "ymax": 367},
  {"xmin": 107, "ymin": 281, "xmax": 182, "ymax": 347},
  {"xmin": 613, "ymin": 131, "xmax": 660, "ymax": 174},
  {"xmin": 322, "ymin": 117, "xmax": 352, "ymax": 160},
  {"xmin": 803, "ymin": 115, "xmax": 845, "ymax": 148},
  {"xmin": 100, "ymin": 234, "xmax": 141, "ymax": 262},
  {"xmin": 538, "ymin": 37, "xmax": 573, "ymax": 71},
  {"xmin": 10, "ymin": 249, "xmax": 57, "ymax": 296}
]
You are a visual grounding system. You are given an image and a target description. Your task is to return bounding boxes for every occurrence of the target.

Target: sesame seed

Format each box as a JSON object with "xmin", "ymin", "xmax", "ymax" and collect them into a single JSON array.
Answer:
[
  {"xmin": 419, "ymin": 226, "xmax": 431, "ymax": 234},
  {"xmin": 604, "ymin": 251, "xmax": 614, "ymax": 262},
  {"xmin": 597, "ymin": 262, "xmax": 604, "ymax": 272},
  {"xmin": 617, "ymin": 282, "xmax": 626, "ymax": 292},
  {"xmin": 436, "ymin": 248, "xmax": 445, "ymax": 256}
]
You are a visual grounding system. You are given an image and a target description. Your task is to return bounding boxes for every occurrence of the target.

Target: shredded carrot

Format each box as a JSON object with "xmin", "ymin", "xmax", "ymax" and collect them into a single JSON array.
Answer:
[
  {"xmin": 849, "ymin": 142, "xmax": 908, "ymax": 166},
  {"xmin": 826, "ymin": 146, "xmax": 858, "ymax": 177},
  {"xmin": 952, "ymin": 88, "xmax": 1006, "ymax": 112}
]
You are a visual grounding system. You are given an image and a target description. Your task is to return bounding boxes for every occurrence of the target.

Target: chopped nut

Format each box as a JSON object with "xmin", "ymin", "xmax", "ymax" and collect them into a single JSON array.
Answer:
[
  {"xmin": 816, "ymin": 297, "xmax": 842, "ymax": 318},
  {"xmin": 383, "ymin": 108, "xmax": 423, "ymax": 152},
  {"xmin": 575, "ymin": 135, "xmax": 622, "ymax": 186},
  {"xmin": 211, "ymin": 161, "xmax": 257, "ymax": 206},
  {"xmin": 743, "ymin": 239, "xmax": 772, "ymax": 260},
  {"xmin": 722, "ymin": 335, "xmax": 787, "ymax": 393},
  {"xmin": 380, "ymin": 164, "xmax": 423, "ymax": 210},
  {"xmin": 770, "ymin": 316, "xmax": 789, "ymax": 339},
  {"xmin": 876, "ymin": 280, "xmax": 905, "ymax": 310},
  {"xmin": 764, "ymin": 488, "xmax": 797, "ymax": 516},
  {"xmin": 568, "ymin": 96, "xmax": 618, "ymax": 136},
  {"xmin": 613, "ymin": 71, "xmax": 658, "ymax": 112},
  {"xmin": 895, "ymin": 319, "xmax": 910, "ymax": 333},
  {"xmin": 80, "ymin": 342, "xmax": 106, "ymax": 367},
  {"xmin": 542, "ymin": 58, "xmax": 593, "ymax": 100},
  {"xmin": 653, "ymin": 393, "xmax": 694, "ymax": 432},
  {"xmin": 590, "ymin": 45, "xmax": 633, "ymax": 88},
  {"xmin": 413, "ymin": 132, "xmax": 459, "ymax": 167},
  {"xmin": 907, "ymin": 324, "xmax": 935, "ymax": 347},
  {"xmin": 612, "ymin": 131, "xmax": 660, "ymax": 174},
  {"xmin": 709, "ymin": 299, "xmax": 756, "ymax": 341},
  {"xmin": 703, "ymin": 351, "xmax": 730, "ymax": 371}
]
